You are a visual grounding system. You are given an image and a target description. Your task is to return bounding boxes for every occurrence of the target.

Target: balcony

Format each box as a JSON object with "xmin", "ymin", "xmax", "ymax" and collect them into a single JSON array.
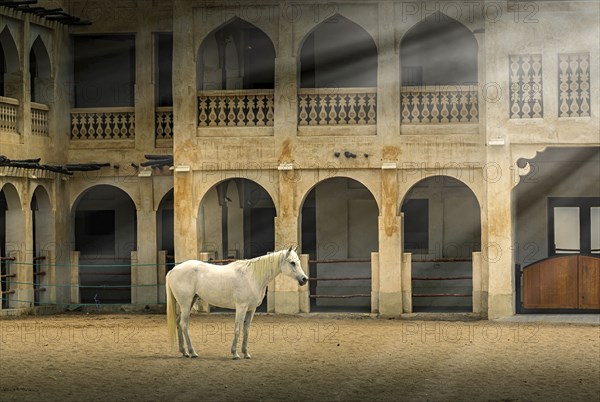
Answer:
[
  {"xmin": 70, "ymin": 107, "xmax": 135, "ymax": 148},
  {"xmin": 400, "ymin": 85, "xmax": 479, "ymax": 135},
  {"xmin": 298, "ymin": 87, "xmax": 377, "ymax": 136},
  {"xmin": 0, "ymin": 96, "xmax": 19, "ymax": 138},
  {"xmin": 197, "ymin": 90, "xmax": 274, "ymax": 136},
  {"xmin": 155, "ymin": 106, "xmax": 173, "ymax": 148},
  {"xmin": 31, "ymin": 102, "xmax": 49, "ymax": 137}
]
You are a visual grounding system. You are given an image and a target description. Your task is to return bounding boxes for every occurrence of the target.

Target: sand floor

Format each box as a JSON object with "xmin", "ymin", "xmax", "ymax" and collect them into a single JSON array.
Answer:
[{"xmin": 0, "ymin": 313, "xmax": 598, "ymax": 401}]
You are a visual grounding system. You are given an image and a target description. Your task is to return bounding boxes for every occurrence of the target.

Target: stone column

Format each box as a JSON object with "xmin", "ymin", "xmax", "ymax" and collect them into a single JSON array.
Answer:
[
  {"xmin": 173, "ymin": 0, "xmax": 198, "ymax": 262},
  {"xmin": 377, "ymin": 1, "xmax": 401, "ymax": 141},
  {"xmin": 472, "ymin": 251, "xmax": 483, "ymax": 314},
  {"xmin": 486, "ymin": 149, "xmax": 516, "ymax": 318},
  {"xmin": 19, "ymin": 17, "xmax": 31, "ymax": 146},
  {"xmin": 370, "ymin": 252, "xmax": 380, "ymax": 313},
  {"xmin": 134, "ymin": 13, "xmax": 156, "ymax": 152},
  {"xmin": 401, "ymin": 252, "xmax": 412, "ymax": 313},
  {"xmin": 273, "ymin": 211, "xmax": 301, "ymax": 313},
  {"xmin": 376, "ymin": 3, "xmax": 403, "ymax": 316},
  {"xmin": 70, "ymin": 251, "xmax": 80, "ymax": 304},
  {"xmin": 378, "ymin": 166, "xmax": 403, "ymax": 316},
  {"xmin": 135, "ymin": 177, "xmax": 158, "ymax": 304},
  {"xmin": 157, "ymin": 250, "xmax": 167, "ymax": 304},
  {"xmin": 272, "ymin": 11, "xmax": 301, "ymax": 315}
]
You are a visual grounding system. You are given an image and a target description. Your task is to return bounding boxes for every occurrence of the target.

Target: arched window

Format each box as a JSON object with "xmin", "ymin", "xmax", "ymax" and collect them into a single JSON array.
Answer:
[
  {"xmin": 400, "ymin": 12, "xmax": 478, "ymax": 86},
  {"xmin": 29, "ymin": 37, "xmax": 52, "ymax": 103},
  {"xmin": 299, "ymin": 15, "xmax": 377, "ymax": 88},
  {"xmin": 0, "ymin": 27, "xmax": 20, "ymax": 98},
  {"xmin": 198, "ymin": 18, "xmax": 275, "ymax": 90}
]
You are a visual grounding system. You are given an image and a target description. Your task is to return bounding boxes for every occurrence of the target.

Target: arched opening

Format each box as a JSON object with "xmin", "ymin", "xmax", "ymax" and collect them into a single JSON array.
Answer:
[
  {"xmin": 198, "ymin": 179, "xmax": 276, "ymax": 311},
  {"xmin": 299, "ymin": 15, "xmax": 377, "ymax": 88},
  {"xmin": 0, "ymin": 184, "xmax": 22, "ymax": 309},
  {"xmin": 0, "ymin": 27, "xmax": 21, "ymax": 98},
  {"xmin": 301, "ymin": 178, "xmax": 378, "ymax": 312},
  {"xmin": 157, "ymin": 189, "xmax": 174, "ymax": 270},
  {"xmin": 197, "ymin": 18, "xmax": 275, "ymax": 90},
  {"xmin": 401, "ymin": 176, "xmax": 480, "ymax": 312},
  {"xmin": 400, "ymin": 12, "xmax": 477, "ymax": 86},
  {"xmin": 31, "ymin": 186, "xmax": 53, "ymax": 305},
  {"xmin": 29, "ymin": 37, "xmax": 52, "ymax": 104},
  {"xmin": 514, "ymin": 147, "xmax": 600, "ymax": 312},
  {"xmin": 72, "ymin": 185, "xmax": 136, "ymax": 305}
]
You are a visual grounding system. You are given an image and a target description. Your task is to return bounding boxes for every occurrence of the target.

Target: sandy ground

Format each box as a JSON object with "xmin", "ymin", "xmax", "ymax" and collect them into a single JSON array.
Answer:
[{"xmin": 0, "ymin": 313, "xmax": 598, "ymax": 401}]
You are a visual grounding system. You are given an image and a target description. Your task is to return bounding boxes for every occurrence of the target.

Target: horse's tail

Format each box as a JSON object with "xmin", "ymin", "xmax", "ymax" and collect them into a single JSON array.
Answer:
[{"xmin": 165, "ymin": 273, "xmax": 177, "ymax": 351}]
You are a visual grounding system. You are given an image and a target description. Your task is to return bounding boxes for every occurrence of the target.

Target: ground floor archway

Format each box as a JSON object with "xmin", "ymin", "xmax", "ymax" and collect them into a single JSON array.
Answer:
[
  {"xmin": 401, "ymin": 176, "xmax": 481, "ymax": 312},
  {"xmin": 72, "ymin": 185, "xmax": 136, "ymax": 305},
  {"xmin": 301, "ymin": 177, "xmax": 378, "ymax": 312}
]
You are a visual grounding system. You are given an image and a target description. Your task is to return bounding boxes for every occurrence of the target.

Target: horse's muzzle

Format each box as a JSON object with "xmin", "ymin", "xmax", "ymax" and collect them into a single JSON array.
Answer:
[{"xmin": 298, "ymin": 276, "xmax": 308, "ymax": 286}]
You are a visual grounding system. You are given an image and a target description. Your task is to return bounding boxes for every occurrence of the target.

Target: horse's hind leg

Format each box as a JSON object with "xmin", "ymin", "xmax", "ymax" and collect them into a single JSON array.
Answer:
[
  {"xmin": 175, "ymin": 307, "xmax": 186, "ymax": 357},
  {"xmin": 178, "ymin": 303, "xmax": 198, "ymax": 358},
  {"xmin": 231, "ymin": 306, "xmax": 248, "ymax": 360},
  {"xmin": 241, "ymin": 309, "xmax": 256, "ymax": 359}
]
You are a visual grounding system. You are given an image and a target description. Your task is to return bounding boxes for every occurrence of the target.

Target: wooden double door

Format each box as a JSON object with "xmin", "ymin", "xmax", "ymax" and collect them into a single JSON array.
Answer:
[{"xmin": 522, "ymin": 255, "xmax": 600, "ymax": 310}]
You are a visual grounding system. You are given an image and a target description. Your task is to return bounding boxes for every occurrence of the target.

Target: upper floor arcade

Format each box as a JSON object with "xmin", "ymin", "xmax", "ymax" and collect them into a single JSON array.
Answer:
[{"xmin": 1, "ymin": 1, "xmax": 598, "ymax": 167}]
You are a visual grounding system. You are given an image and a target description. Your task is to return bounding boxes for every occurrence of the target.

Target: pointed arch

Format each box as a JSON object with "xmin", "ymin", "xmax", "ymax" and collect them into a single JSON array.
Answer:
[
  {"xmin": 0, "ymin": 26, "xmax": 20, "ymax": 73},
  {"xmin": 197, "ymin": 17, "xmax": 276, "ymax": 90},
  {"xmin": 30, "ymin": 36, "xmax": 53, "ymax": 103},
  {"xmin": 400, "ymin": 11, "xmax": 478, "ymax": 86},
  {"xmin": 299, "ymin": 14, "xmax": 377, "ymax": 88},
  {"xmin": 0, "ymin": 183, "xmax": 21, "ymax": 210},
  {"xmin": 198, "ymin": 178, "xmax": 277, "ymax": 261},
  {"xmin": 0, "ymin": 26, "xmax": 21, "ymax": 98},
  {"xmin": 31, "ymin": 185, "xmax": 52, "ymax": 211}
]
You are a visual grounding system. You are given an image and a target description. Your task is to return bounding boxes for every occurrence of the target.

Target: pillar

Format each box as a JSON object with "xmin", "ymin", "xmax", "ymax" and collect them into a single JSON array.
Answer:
[
  {"xmin": 134, "ymin": 7, "xmax": 156, "ymax": 151},
  {"xmin": 378, "ymin": 167, "xmax": 403, "ymax": 316},
  {"xmin": 135, "ymin": 178, "xmax": 158, "ymax": 304},
  {"xmin": 472, "ymin": 251, "xmax": 483, "ymax": 314},
  {"xmin": 401, "ymin": 252, "xmax": 412, "ymax": 313},
  {"xmin": 173, "ymin": 0, "xmax": 198, "ymax": 262},
  {"xmin": 486, "ymin": 150, "xmax": 516, "ymax": 318},
  {"xmin": 70, "ymin": 251, "xmax": 80, "ymax": 304},
  {"xmin": 370, "ymin": 252, "xmax": 380, "ymax": 313},
  {"xmin": 157, "ymin": 250, "xmax": 167, "ymax": 304}
]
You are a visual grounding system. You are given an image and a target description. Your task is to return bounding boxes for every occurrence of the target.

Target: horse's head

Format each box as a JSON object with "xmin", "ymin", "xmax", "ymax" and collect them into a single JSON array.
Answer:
[{"xmin": 281, "ymin": 246, "xmax": 308, "ymax": 286}]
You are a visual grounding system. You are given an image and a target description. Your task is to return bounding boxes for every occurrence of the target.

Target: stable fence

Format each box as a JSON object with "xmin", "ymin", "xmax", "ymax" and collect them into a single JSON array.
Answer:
[{"xmin": 1, "ymin": 251, "xmax": 485, "ymax": 314}]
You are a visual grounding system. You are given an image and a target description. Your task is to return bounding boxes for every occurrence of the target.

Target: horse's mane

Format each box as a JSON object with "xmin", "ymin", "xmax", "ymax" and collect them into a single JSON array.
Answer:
[{"xmin": 242, "ymin": 250, "xmax": 285, "ymax": 284}]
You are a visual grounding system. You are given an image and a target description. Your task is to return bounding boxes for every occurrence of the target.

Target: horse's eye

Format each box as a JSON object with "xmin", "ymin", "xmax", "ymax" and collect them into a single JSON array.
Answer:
[{"xmin": 290, "ymin": 261, "xmax": 296, "ymax": 266}]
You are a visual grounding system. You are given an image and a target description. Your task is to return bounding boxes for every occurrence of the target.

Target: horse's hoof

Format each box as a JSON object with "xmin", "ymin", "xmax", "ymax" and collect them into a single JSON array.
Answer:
[
  {"xmin": 243, "ymin": 355, "xmax": 251, "ymax": 360},
  {"xmin": 190, "ymin": 354, "xmax": 199, "ymax": 358},
  {"xmin": 232, "ymin": 355, "xmax": 241, "ymax": 360}
]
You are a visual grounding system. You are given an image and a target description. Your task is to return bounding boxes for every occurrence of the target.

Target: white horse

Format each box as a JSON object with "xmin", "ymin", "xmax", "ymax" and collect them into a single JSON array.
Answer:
[{"xmin": 166, "ymin": 247, "xmax": 308, "ymax": 359}]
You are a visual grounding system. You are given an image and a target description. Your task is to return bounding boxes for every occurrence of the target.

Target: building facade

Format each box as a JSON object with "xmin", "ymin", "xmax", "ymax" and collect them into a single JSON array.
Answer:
[{"xmin": 1, "ymin": 0, "xmax": 598, "ymax": 317}]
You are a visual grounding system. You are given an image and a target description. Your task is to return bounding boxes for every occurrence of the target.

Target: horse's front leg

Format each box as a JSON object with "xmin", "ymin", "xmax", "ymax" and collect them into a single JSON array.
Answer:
[
  {"xmin": 231, "ymin": 306, "xmax": 248, "ymax": 360},
  {"xmin": 241, "ymin": 309, "xmax": 256, "ymax": 359}
]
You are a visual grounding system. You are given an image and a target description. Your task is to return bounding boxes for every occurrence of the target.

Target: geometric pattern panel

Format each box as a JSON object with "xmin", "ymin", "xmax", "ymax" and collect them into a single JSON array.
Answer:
[
  {"xmin": 509, "ymin": 54, "xmax": 543, "ymax": 118},
  {"xmin": 558, "ymin": 53, "xmax": 591, "ymax": 117}
]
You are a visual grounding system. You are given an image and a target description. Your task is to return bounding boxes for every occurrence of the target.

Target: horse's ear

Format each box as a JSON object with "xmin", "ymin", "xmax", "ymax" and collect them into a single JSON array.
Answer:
[
  {"xmin": 287, "ymin": 246, "xmax": 293, "ymax": 256},
  {"xmin": 293, "ymin": 245, "xmax": 298, "ymax": 252}
]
